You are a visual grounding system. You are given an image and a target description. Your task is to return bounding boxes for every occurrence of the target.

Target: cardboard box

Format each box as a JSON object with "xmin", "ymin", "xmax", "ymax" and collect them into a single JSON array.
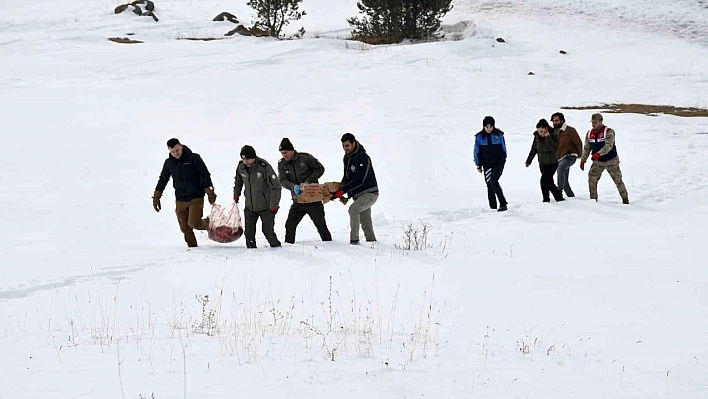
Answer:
[{"xmin": 295, "ymin": 182, "xmax": 342, "ymax": 204}]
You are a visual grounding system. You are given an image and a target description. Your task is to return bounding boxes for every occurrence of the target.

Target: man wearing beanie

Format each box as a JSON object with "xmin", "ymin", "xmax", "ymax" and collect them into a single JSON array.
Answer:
[
  {"xmin": 153, "ymin": 138, "xmax": 217, "ymax": 248},
  {"xmin": 277, "ymin": 138, "xmax": 332, "ymax": 244},
  {"xmin": 233, "ymin": 145, "xmax": 282, "ymax": 248},
  {"xmin": 330, "ymin": 133, "xmax": 379, "ymax": 245},
  {"xmin": 474, "ymin": 116, "xmax": 509, "ymax": 211}
]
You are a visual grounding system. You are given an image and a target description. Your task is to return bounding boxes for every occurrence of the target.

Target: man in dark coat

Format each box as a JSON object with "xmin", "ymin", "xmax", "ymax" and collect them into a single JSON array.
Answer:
[
  {"xmin": 233, "ymin": 145, "xmax": 282, "ymax": 248},
  {"xmin": 474, "ymin": 116, "xmax": 508, "ymax": 212},
  {"xmin": 330, "ymin": 133, "xmax": 378, "ymax": 245},
  {"xmin": 277, "ymin": 138, "xmax": 332, "ymax": 244},
  {"xmin": 153, "ymin": 138, "xmax": 217, "ymax": 248}
]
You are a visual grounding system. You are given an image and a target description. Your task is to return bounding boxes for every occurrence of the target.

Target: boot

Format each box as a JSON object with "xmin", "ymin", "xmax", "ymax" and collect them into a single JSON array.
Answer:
[
  {"xmin": 622, "ymin": 197, "xmax": 630, "ymax": 204},
  {"xmin": 497, "ymin": 205, "xmax": 508, "ymax": 212},
  {"xmin": 246, "ymin": 240, "xmax": 257, "ymax": 249}
]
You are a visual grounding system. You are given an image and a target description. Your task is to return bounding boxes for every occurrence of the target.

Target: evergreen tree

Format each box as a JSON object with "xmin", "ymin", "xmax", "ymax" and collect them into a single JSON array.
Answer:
[
  {"xmin": 247, "ymin": 0, "xmax": 306, "ymax": 38},
  {"xmin": 348, "ymin": 0, "xmax": 452, "ymax": 43}
]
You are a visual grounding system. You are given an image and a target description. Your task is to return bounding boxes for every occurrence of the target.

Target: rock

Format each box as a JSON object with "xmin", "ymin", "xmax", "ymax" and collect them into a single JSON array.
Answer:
[
  {"xmin": 496, "ymin": 37, "xmax": 506, "ymax": 43},
  {"xmin": 143, "ymin": 10, "xmax": 158, "ymax": 22},
  {"xmin": 132, "ymin": 4, "xmax": 143, "ymax": 15},
  {"xmin": 145, "ymin": 0, "xmax": 155, "ymax": 11},
  {"xmin": 559, "ymin": 50, "xmax": 567, "ymax": 54},
  {"xmin": 226, "ymin": 25, "xmax": 251, "ymax": 37},
  {"xmin": 114, "ymin": 4, "xmax": 129, "ymax": 14},
  {"xmin": 213, "ymin": 11, "xmax": 239, "ymax": 24},
  {"xmin": 528, "ymin": 71, "xmax": 536, "ymax": 75}
]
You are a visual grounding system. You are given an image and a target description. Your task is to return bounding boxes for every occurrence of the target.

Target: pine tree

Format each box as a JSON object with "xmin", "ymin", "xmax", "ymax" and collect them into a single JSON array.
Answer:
[
  {"xmin": 247, "ymin": 0, "xmax": 306, "ymax": 38},
  {"xmin": 348, "ymin": 0, "xmax": 452, "ymax": 44}
]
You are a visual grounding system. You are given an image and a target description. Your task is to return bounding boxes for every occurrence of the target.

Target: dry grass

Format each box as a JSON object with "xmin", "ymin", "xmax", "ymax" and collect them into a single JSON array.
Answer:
[
  {"xmin": 562, "ymin": 103, "xmax": 708, "ymax": 117},
  {"xmin": 108, "ymin": 37, "xmax": 143, "ymax": 44},
  {"xmin": 350, "ymin": 35, "xmax": 398, "ymax": 45}
]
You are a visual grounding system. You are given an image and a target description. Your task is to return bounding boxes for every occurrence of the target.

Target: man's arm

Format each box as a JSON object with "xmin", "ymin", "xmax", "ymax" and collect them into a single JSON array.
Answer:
[
  {"xmin": 266, "ymin": 164, "xmax": 282, "ymax": 209},
  {"xmin": 597, "ymin": 128, "xmax": 617, "ymax": 156},
  {"xmin": 473, "ymin": 135, "xmax": 481, "ymax": 166},
  {"xmin": 193, "ymin": 154, "xmax": 214, "ymax": 189},
  {"xmin": 301, "ymin": 154, "xmax": 325, "ymax": 182},
  {"xmin": 581, "ymin": 132, "xmax": 591, "ymax": 162},
  {"xmin": 155, "ymin": 160, "xmax": 171, "ymax": 192},
  {"xmin": 571, "ymin": 129, "xmax": 583, "ymax": 156},
  {"xmin": 278, "ymin": 161, "xmax": 296, "ymax": 192},
  {"xmin": 233, "ymin": 164, "xmax": 244, "ymax": 197}
]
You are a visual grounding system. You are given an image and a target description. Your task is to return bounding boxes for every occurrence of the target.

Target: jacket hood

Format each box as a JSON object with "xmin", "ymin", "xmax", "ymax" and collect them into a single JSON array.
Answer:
[
  {"xmin": 346, "ymin": 141, "xmax": 366, "ymax": 158},
  {"xmin": 169, "ymin": 145, "xmax": 193, "ymax": 161}
]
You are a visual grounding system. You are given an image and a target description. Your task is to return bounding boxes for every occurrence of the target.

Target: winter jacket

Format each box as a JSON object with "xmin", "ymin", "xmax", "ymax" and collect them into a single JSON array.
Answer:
[
  {"xmin": 526, "ymin": 129, "xmax": 560, "ymax": 167},
  {"xmin": 556, "ymin": 123, "xmax": 583, "ymax": 159},
  {"xmin": 233, "ymin": 157, "xmax": 282, "ymax": 212},
  {"xmin": 581, "ymin": 125, "xmax": 619, "ymax": 163},
  {"xmin": 341, "ymin": 142, "xmax": 378, "ymax": 199},
  {"xmin": 278, "ymin": 152, "xmax": 325, "ymax": 201},
  {"xmin": 155, "ymin": 146, "xmax": 213, "ymax": 202},
  {"xmin": 474, "ymin": 128, "xmax": 507, "ymax": 168}
]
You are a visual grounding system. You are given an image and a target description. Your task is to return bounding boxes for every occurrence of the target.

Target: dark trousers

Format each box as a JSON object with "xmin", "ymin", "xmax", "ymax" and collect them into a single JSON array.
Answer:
[
  {"xmin": 540, "ymin": 163, "xmax": 564, "ymax": 202},
  {"xmin": 483, "ymin": 162, "xmax": 507, "ymax": 208},
  {"xmin": 244, "ymin": 208, "xmax": 281, "ymax": 248},
  {"xmin": 285, "ymin": 202, "xmax": 332, "ymax": 244}
]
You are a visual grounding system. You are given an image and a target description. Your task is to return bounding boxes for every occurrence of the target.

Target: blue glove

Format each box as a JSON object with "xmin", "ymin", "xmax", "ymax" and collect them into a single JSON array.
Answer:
[{"xmin": 293, "ymin": 185, "xmax": 301, "ymax": 196}]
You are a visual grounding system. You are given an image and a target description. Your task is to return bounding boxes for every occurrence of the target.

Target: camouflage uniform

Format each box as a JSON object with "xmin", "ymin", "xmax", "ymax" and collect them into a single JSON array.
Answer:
[{"xmin": 581, "ymin": 124, "xmax": 629, "ymax": 203}]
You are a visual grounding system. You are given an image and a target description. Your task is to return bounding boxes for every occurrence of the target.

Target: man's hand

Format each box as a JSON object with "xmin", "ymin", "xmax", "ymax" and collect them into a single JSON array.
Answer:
[
  {"xmin": 330, "ymin": 190, "xmax": 343, "ymax": 201},
  {"xmin": 591, "ymin": 152, "xmax": 601, "ymax": 161},
  {"xmin": 293, "ymin": 185, "xmax": 302, "ymax": 196},
  {"xmin": 270, "ymin": 207, "xmax": 278, "ymax": 213},
  {"xmin": 152, "ymin": 190, "xmax": 162, "ymax": 212},
  {"xmin": 233, "ymin": 196, "xmax": 239, "ymax": 203},
  {"xmin": 477, "ymin": 166, "xmax": 482, "ymax": 174},
  {"xmin": 525, "ymin": 163, "xmax": 530, "ymax": 168},
  {"xmin": 580, "ymin": 162, "xmax": 585, "ymax": 171},
  {"xmin": 206, "ymin": 188, "xmax": 217, "ymax": 205}
]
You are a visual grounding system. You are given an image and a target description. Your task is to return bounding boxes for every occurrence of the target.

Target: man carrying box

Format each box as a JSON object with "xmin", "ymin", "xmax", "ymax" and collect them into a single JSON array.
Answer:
[
  {"xmin": 330, "ymin": 133, "xmax": 379, "ymax": 245},
  {"xmin": 277, "ymin": 138, "xmax": 332, "ymax": 244}
]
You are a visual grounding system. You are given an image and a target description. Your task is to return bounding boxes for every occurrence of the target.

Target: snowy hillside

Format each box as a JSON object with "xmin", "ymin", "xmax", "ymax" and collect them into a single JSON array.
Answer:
[{"xmin": 1, "ymin": 0, "xmax": 708, "ymax": 397}]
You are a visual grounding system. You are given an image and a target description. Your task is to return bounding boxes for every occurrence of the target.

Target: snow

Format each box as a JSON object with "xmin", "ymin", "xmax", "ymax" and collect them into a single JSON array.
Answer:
[{"xmin": 1, "ymin": 0, "xmax": 708, "ymax": 397}]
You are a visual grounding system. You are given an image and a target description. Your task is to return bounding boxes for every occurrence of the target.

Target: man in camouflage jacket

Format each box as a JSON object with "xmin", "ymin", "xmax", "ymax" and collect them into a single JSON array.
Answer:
[
  {"xmin": 580, "ymin": 113, "xmax": 629, "ymax": 204},
  {"xmin": 277, "ymin": 138, "xmax": 332, "ymax": 244},
  {"xmin": 233, "ymin": 145, "xmax": 282, "ymax": 248}
]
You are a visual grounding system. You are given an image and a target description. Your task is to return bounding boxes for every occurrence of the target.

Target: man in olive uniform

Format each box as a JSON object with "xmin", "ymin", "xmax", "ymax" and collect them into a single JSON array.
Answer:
[
  {"xmin": 277, "ymin": 138, "xmax": 332, "ymax": 244},
  {"xmin": 580, "ymin": 113, "xmax": 630, "ymax": 204},
  {"xmin": 153, "ymin": 138, "xmax": 217, "ymax": 248},
  {"xmin": 233, "ymin": 145, "xmax": 282, "ymax": 248}
]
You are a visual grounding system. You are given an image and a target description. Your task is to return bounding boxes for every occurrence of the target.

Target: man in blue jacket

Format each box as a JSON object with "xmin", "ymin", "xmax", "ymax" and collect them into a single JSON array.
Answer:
[
  {"xmin": 474, "ymin": 116, "xmax": 508, "ymax": 212},
  {"xmin": 330, "ymin": 133, "xmax": 379, "ymax": 244}
]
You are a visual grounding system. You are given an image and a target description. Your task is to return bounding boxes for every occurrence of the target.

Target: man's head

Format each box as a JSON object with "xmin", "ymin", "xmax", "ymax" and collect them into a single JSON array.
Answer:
[
  {"xmin": 590, "ymin": 113, "xmax": 603, "ymax": 129},
  {"xmin": 240, "ymin": 145, "xmax": 257, "ymax": 166},
  {"xmin": 536, "ymin": 119, "xmax": 551, "ymax": 135},
  {"xmin": 341, "ymin": 133, "xmax": 357, "ymax": 154},
  {"xmin": 167, "ymin": 138, "xmax": 183, "ymax": 159},
  {"xmin": 551, "ymin": 112, "xmax": 565, "ymax": 128},
  {"xmin": 483, "ymin": 116, "xmax": 495, "ymax": 133},
  {"xmin": 279, "ymin": 137, "xmax": 295, "ymax": 161}
]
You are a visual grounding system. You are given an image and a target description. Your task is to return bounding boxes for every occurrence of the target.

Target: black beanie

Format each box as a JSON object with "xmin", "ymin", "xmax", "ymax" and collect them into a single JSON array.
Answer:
[
  {"xmin": 279, "ymin": 137, "xmax": 294, "ymax": 151},
  {"xmin": 483, "ymin": 116, "xmax": 495, "ymax": 128},
  {"xmin": 240, "ymin": 145, "xmax": 256, "ymax": 160}
]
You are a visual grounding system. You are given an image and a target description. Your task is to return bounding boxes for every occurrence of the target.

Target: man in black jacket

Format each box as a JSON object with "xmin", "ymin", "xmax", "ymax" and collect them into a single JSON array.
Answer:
[
  {"xmin": 277, "ymin": 138, "xmax": 332, "ymax": 244},
  {"xmin": 330, "ymin": 133, "xmax": 378, "ymax": 245},
  {"xmin": 153, "ymin": 138, "xmax": 217, "ymax": 248}
]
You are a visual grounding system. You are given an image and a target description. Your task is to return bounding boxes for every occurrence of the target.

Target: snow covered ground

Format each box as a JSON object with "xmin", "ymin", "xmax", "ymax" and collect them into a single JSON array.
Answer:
[{"xmin": 1, "ymin": 0, "xmax": 708, "ymax": 397}]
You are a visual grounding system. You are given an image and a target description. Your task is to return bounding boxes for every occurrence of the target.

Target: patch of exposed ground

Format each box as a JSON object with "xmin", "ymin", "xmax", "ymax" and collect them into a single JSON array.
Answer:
[{"xmin": 562, "ymin": 103, "xmax": 708, "ymax": 117}]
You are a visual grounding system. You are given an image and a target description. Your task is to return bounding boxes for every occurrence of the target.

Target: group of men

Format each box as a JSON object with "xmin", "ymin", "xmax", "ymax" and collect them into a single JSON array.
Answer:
[
  {"xmin": 474, "ymin": 112, "xmax": 629, "ymax": 208},
  {"xmin": 153, "ymin": 134, "xmax": 379, "ymax": 248}
]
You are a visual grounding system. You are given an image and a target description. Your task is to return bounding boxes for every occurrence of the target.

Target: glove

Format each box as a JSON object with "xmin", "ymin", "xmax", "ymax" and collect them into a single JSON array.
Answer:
[
  {"xmin": 270, "ymin": 207, "xmax": 278, "ymax": 213},
  {"xmin": 152, "ymin": 190, "xmax": 162, "ymax": 212},
  {"xmin": 233, "ymin": 196, "xmax": 239, "ymax": 203},
  {"xmin": 476, "ymin": 166, "xmax": 482, "ymax": 174},
  {"xmin": 591, "ymin": 152, "xmax": 601, "ymax": 160},
  {"xmin": 206, "ymin": 188, "xmax": 217, "ymax": 205},
  {"xmin": 580, "ymin": 162, "xmax": 585, "ymax": 171},
  {"xmin": 293, "ymin": 185, "xmax": 301, "ymax": 196},
  {"xmin": 330, "ymin": 189, "xmax": 342, "ymax": 200}
]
